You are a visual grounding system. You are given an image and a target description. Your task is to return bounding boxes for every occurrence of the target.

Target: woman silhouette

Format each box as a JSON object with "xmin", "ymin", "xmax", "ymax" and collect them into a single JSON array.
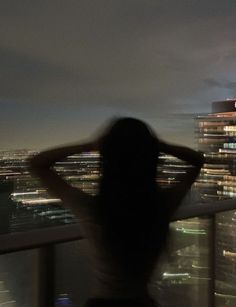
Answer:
[{"xmin": 29, "ymin": 118, "xmax": 204, "ymax": 307}]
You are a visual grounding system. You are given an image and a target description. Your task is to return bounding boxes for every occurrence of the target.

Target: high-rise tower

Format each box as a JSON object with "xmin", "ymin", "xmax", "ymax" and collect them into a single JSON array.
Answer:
[
  {"xmin": 196, "ymin": 99, "xmax": 236, "ymax": 306},
  {"xmin": 196, "ymin": 99, "xmax": 236, "ymax": 201}
]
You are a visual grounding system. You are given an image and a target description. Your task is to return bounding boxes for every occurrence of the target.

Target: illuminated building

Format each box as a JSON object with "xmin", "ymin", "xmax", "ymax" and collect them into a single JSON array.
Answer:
[
  {"xmin": 157, "ymin": 154, "xmax": 193, "ymax": 189},
  {"xmin": 54, "ymin": 152, "xmax": 100, "ymax": 195},
  {"xmin": 0, "ymin": 150, "xmax": 100, "ymax": 231},
  {"xmin": 196, "ymin": 99, "xmax": 236, "ymax": 306},
  {"xmin": 196, "ymin": 100, "xmax": 236, "ymax": 201}
]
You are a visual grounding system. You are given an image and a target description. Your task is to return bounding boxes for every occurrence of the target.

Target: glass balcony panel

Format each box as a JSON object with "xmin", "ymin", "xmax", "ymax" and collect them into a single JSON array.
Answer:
[
  {"xmin": 0, "ymin": 250, "xmax": 39, "ymax": 307},
  {"xmin": 151, "ymin": 217, "xmax": 212, "ymax": 307},
  {"xmin": 215, "ymin": 209, "xmax": 236, "ymax": 307},
  {"xmin": 54, "ymin": 240, "xmax": 94, "ymax": 306}
]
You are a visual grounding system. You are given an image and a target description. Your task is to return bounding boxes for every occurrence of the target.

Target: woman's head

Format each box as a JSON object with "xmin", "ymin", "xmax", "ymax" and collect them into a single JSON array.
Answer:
[{"xmin": 99, "ymin": 118, "xmax": 159, "ymax": 187}]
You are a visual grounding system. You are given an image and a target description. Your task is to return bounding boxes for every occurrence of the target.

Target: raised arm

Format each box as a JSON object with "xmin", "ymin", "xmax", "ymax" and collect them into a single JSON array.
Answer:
[
  {"xmin": 158, "ymin": 140, "xmax": 205, "ymax": 215},
  {"xmin": 28, "ymin": 141, "xmax": 97, "ymax": 215}
]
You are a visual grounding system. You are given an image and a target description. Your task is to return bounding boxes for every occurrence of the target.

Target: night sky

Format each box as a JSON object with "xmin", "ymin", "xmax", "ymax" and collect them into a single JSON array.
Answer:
[{"xmin": 1, "ymin": 1, "xmax": 236, "ymax": 149}]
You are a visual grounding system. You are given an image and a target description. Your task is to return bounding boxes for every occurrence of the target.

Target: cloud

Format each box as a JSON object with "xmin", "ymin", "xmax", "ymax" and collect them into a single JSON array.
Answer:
[
  {"xmin": 223, "ymin": 81, "xmax": 236, "ymax": 90},
  {"xmin": 203, "ymin": 78, "xmax": 236, "ymax": 97},
  {"xmin": 204, "ymin": 78, "xmax": 223, "ymax": 88},
  {"xmin": 0, "ymin": 46, "xmax": 90, "ymax": 101}
]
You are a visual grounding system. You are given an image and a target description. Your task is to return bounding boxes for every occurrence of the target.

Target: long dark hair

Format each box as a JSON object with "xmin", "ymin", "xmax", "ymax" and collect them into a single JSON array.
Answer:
[
  {"xmin": 97, "ymin": 118, "xmax": 168, "ymax": 270},
  {"xmin": 98, "ymin": 118, "xmax": 160, "ymax": 210}
]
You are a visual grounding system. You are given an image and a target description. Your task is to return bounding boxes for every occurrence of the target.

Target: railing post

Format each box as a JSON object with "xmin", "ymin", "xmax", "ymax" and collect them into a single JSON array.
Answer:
[
  {"xmin": 209, "ymin": 214, "xmax": 216, "ymax": 307},
  {"xmin": 38, "ymin": 245, "xmax": 55, "ymax": 307}
]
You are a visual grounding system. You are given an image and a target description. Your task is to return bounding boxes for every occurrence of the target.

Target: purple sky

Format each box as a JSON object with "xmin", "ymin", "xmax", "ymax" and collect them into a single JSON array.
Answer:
[{"xmin": 1, "ymin": 1, "xmax": 236, "ymax": 149}]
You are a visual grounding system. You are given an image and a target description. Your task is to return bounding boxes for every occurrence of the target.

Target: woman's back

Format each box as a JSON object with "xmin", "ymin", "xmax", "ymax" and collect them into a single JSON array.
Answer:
[{"xmin": 81, "ymin": 187, "xmax": 171, "ymax": 300}]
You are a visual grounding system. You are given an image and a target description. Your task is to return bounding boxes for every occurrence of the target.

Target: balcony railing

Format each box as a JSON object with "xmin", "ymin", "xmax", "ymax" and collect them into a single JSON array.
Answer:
[{"xmin": 0, "ymin": 199, "xmax": 236, "ymax": 307}]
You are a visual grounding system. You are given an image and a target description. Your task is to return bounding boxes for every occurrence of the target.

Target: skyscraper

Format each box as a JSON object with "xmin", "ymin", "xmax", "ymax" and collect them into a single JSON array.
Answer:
[{"xmin": 196, "ymin": 99, "xmax": 236, "ymax": 306}]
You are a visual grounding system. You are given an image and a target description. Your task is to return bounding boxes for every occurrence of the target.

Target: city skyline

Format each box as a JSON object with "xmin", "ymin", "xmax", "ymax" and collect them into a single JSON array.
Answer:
[{"xmin": 1, "ymin": 1, "xmax": 236, "ymax": 149}]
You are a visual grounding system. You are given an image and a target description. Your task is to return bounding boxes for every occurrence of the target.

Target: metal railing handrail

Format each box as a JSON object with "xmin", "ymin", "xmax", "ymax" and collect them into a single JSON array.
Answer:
[
  {"xmin": 172, "ymin": 198, "xmax": 236, "ymax": 221},
  {"xmin": 0, "ymin": 199, "xmax": 236, "ymax": 255},
  {"xmin": 0, "ymin": 223, "xmax": 82, "ymax": 255}
]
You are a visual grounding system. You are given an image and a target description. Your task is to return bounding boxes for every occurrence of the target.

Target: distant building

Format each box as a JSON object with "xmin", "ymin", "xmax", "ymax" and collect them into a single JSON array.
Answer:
[
  {"xmin": 196, "ymin": 99, "xmax": 236, "ymax": 306},
  {"xmin": 196, "ymin": 99, "xmax": 236, "ymax": 201}
]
